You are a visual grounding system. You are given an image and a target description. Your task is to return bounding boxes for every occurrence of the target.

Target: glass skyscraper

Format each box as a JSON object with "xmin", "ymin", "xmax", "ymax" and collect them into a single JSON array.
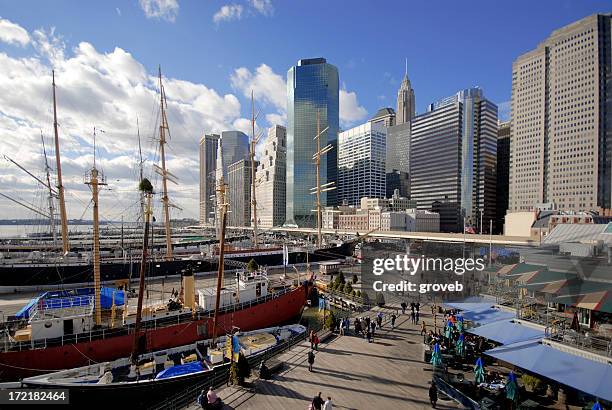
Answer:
[{"xmin": 285, "ymin": 58, "xmax": 339, "ymax": 227}]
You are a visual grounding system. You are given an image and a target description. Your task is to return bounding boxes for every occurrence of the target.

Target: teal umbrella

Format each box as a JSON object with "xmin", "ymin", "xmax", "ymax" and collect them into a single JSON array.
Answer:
[
  {"xmin": 444, "ymin": 320, "xmax": 453, "ymax": 339},
  {"xmin": 506, "ymin": 372, "xmax": 519, "ymax": 402},
  {"xmin": 456, "ymin": 333, "xmax": 465, "ymax": 356},
  {"xmin": 430, "ymin": 343, "xmax": 443, "ymax": 367},
  {"xmin": 474, "ymin": 357, "xmax": 485, "ymax": 384},
  {"xmin": 592, "ymin": 402, "xmax": 602, "ymax": 410}
]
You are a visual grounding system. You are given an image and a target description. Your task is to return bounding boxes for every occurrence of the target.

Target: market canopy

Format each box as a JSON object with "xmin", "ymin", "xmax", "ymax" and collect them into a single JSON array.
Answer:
[
  {"xmin": 460, "ymin": 306, "xmax": 516, "ymax": 326},
  {"xmin": 485, "ymin": 340, "xmax": 612, "ymax": 402},
  {"xmin": 467, "ymin": 319, "xmax": 545, "ymax": 345}
]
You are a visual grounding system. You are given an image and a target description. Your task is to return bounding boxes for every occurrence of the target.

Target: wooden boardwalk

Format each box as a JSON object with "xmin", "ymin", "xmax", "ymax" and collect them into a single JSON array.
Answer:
[{"xmin": 187, "ymin": 304, "xmax": 461, "ymax": 410}]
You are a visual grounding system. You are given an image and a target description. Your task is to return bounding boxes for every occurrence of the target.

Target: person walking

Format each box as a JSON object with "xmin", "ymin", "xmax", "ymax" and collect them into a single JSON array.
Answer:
[
  {"xmin": 365, "ymin": 316, "xmax": 371, "ymax": 330},
  {"xmin": 416, "ymin": 310, "xmax": 420, "ymax": 323},
  {"xmin": 366, "ymin": 327, "xmax": 372, "ymax": 343},
  {"xmin": 415, "ymin": 302, "xmax": 420, "ymax": 314},
  {"xmin": 377, "ymin": 312, "xmax": 383, "ymax": 328},
  {"xmin": 308, "ymin": 349, "xmax": 315, "ymax": 372},
  {"xmin": 391, "ymin": 313, "xmax": 397, "ymax": 329},
  {"xmin": 323, "ymin": 396, "xmax": 333, "ymax": 410},
  {"xmin": 309, "ymin": 330, "xmax": 315, "ymax": 350},
  {"xmin": 410, "ymin": 302, "xmax": 415, "ymax": 313},
  {"xmin": 313, "ymin": 333, "xmax": 320, "ymax": 351},
  {"xmin": 429, "ymin": 383, "xmax": 438, "ymax": 408},
  {"xmin": 371, "ymin": 321, "xmax": 376, "ymax": 341},
  {"xmin": 311, "ymin": 392, "xmax": 324, "ymax": 410},
  {"xmin": 339, "ymin": 318, "xmax": 345, "ymax": 336},
  {"xmin": 421, "ymin": 320, "xmax": 427, "ymax": 336},
  {"xmin": 411, "ymin": 310, "xmax": 416, "ymax": 325},
  {"xmin": 401, "ymin": 302, "xmax": 407, "ymax": 314}
]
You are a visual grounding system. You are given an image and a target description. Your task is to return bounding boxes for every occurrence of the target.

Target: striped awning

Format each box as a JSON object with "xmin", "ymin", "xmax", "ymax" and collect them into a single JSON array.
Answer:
[
  {"xmin": 516, "ymin": 271, "xmax": 539, "ymax": 284},
  {"xmin": 540, "ymin": 280, "xmax": 568, "ymax": 294},
  {"xmin": 575, "ymin": 291, "xmax": 608, "ymax": 311}
]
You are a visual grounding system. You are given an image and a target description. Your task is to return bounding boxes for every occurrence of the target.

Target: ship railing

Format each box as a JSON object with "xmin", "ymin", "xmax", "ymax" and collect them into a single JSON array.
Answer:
[
  {"xmin": 2, "ymin": 284, "xmax": 301, "ymax": 352},
  {"xmin": 148, "ymin": 331, "xmax": 308, "ymax": 410}
]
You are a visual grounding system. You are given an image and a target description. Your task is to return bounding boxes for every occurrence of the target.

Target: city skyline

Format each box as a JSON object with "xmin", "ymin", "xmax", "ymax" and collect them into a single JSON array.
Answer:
[{"xmin": 0, "ymin": 2, "xmax": 610, "ymax": 221}]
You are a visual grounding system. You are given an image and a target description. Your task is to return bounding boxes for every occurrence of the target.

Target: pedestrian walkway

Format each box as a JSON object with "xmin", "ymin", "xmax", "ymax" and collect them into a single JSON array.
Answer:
[{"xmin": 186, "ymin": 303, "xmax": 461, "ymax": 409}]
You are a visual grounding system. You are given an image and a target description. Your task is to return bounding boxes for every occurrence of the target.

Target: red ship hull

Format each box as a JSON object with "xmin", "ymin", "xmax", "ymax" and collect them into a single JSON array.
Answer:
[{"xmin": 0, "ymin": 285, "xmax": 309, "ymax": 381}]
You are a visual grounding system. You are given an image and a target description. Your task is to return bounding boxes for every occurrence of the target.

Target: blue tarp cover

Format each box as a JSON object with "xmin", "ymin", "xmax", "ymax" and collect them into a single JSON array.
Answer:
[
  {"xmin": 485, "ymin": 340, "xmax": 612, "ymax": 402},
  {"xmin": 467, "ymin": 320, "xmax": 545, "ymax": 345},
  {"xmin": 445, "ymin": 302, "xmax": 516, "ymax": 325},
  {"xmin": 155, "ymin": 362, "xmax": 205, "ymax": 379}
]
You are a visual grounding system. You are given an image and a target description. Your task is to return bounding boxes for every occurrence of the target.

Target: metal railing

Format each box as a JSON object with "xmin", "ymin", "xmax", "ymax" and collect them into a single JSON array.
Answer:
[
  {"xmin": 149, "ymin": 332, "xmax": 308, "ymax": 410},
  {"xmin": 2, "ymin": 285, "xmax": 299, "ymax": 353}
]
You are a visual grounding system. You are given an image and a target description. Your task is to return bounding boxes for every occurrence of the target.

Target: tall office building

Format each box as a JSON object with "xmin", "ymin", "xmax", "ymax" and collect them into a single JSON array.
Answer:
[
  {"xmin": 496, "ymin": 121, "xmax": 511, "ymax": 233},
  {"xmin": 370, "ymin": 107, "xmax": 396, "ymax": 127},
  {"xmin": 509, "ymin": 14, "xmax": 612, "ymax": 215},
  {"xmin": 227, "ymin": 159, "xmax": 254, "ymax": 227},
  {"xmin": 199, "ymin": 133, "xmax": 220, "ymax": 225},
  {"xmin": 410, "ymin": 88, "xmax": 498, "ymax": 233},
  {"xmin": 385, "ymin": 122, "xmax": 411, "ymax": 198},
  {"xmin": 338, "ymin": 122, "xmax": 386, "ymax": 206},
  {"xmin": 256, "ymin": 125, "xmax": 287, "ymax": 227},
  {"xmin": 286, "ymin": 58, "xmax": 340, "ymax": 227},
  {"xmin": 396, "ymin": 64, "xmax": 416, "ymax": 125},
  {"xmin": 219, "ymin": 131, "xmax": 250, "ymax": 176}
]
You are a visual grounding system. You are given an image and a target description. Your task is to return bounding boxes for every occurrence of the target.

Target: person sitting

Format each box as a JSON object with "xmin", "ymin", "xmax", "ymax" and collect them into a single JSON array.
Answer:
[{"xmin": 206, "ymin": 387, "xmax": 222, "ymax": 408}]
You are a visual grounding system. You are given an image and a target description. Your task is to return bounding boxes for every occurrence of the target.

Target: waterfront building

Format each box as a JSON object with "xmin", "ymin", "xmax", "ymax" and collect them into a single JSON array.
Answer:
[
  {"xmin": 256, "ymin": 125, "xmax": 287, "ymax": 227},
  {"xmin": 286, "ymin": 58, "xmax": 340, "ymax": 227},
  {"xmin": 509, "ymin": 14, "xmax": 612, "ymax": 216},
  {"xmin": 406, "ymin": 209, "xmax": 440, "ymax": 232},
  {"xmin": 385, "ymin": 122, "xmax": 411, "ymax": 198},
  {"xmin": 410, "ymin": 88, "xmax": 498, "ymax": 233},
  {"xmin": 338, "ymin": 122, "xmax": 386, "ymax": 206},
  {"xmin": 199, "ymin": 133, "xmax": 220, "ymax": 225}
]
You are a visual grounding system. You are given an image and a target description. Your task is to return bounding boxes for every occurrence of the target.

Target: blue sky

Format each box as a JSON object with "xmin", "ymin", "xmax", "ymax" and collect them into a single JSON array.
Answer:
[
  {"xmin": 2, "ymin": 0, "xmax": 609, "ymax": 118},
  {"xmin": 0, "ymin": 0, "xmax": 610, "ymax": 220}
]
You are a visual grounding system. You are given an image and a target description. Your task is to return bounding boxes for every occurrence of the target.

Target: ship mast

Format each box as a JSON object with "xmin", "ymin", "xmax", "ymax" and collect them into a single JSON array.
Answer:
[
  {"xmin": 41, "ymin": 132, "xmax": 57, "ymax": 245},
  {"xmin": 212, "ymin": 180, "xmax": 228, "ymax": 342},
  {"xmin": 84, "ymin": 127, "xmax": 107, "ymax": 327},
  {"xmin": 137, "ymin": 117, "xmax": 145, "ymax": 225},
  {"xmin": 131, "ymin": 178, "xmax": 153, "ymax": 365},
  {"xmin": 52, "ymin": 70, "xmax": 70, "ymax": 254},
  {"xmin": 156, "ymin": 66, "xmax": 173, "ymax": 259},
  {"xmin": 249, "ymin": 91, "xmax": 260, "ymax": 248},
  {"xmin": 311, "ymin": 110, "xmax": 334, "ymax": 248}
]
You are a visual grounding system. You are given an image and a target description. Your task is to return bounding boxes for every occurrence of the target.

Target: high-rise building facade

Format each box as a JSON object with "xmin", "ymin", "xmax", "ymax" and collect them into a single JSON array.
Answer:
[
  {"xmin": 509, "ymin": 14, "xmax": 612, "ymax": 215},
  {"xmin": 410, "ymin": 88, "xmax": 498, "ymax": 233},
  {"xmin": 385, "ymin": 122, "xmax": 411, "ymax": 198},
  {"xmin": 338, "ymin": 122, "xmax": 386, "ymax": 206},
  {"xmin": 496, "ymin": 121, "xmax": 511, "ymax": 233},
  {"xmin": 286, "ymin": 58, "xmax": 339, "ymax": 227},
  {"xmin": 227, "ymin": 159, "xmax": 254, "ymax": 227},
  {"xmin": 396, "ymin": 66, "xmax": 416, "ymax": 125},
  {"xmin": 199, "ymin": 133, "xmax": 220, "ymax": 225},
  {"xmin": 256, "ymin": 125, "xmax": 287, "ymax": 227},
  {"xmin": 219, "ymin": 131, "xmax": 250, "ymax": 177},
  {"xmin": 370, "ymin": 107, "xmax": 396, "ymax": 128}
]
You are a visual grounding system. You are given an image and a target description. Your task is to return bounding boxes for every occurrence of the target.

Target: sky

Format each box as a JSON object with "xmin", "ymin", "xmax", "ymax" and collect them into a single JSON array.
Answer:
[{"xmin": 0, "ymin": 0, "xmax": 610, "ymax": 222}]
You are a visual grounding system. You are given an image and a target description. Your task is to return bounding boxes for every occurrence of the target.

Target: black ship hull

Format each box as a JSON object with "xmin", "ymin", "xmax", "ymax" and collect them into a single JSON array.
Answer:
[{"xmin": 0, "ymin": 242, "xmax": 355, "ymax": 293}]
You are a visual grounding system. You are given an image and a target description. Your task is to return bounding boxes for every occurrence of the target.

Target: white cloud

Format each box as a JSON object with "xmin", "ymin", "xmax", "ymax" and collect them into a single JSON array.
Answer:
[
  {"xmin": 213, "ymin": 4, "xmax": 244, "ymax": 24},
  {"xmin": 497, "ymin": 100, "xmax": 510, "ymax": 121},
  {"xmin": 0, "ymin": 22, "xmax": 247, "ymax": 220},
  {"xmin": 230, "ymin": 64, "xmax": 286, "ymax": 113},
  {"xmin": 249, "ymin": 0, "xmax": 274, "ymax": 16},
  {"xmin": 0, "ymin": 17, "xmax": 30, "ymax": 46},
  {"xmin": 139, "ymin": 0, "xmax": 179, "ymax": 22},
  {"xmin": 339, "ymin": 89, "xmax": 368, "ymax": 127}
]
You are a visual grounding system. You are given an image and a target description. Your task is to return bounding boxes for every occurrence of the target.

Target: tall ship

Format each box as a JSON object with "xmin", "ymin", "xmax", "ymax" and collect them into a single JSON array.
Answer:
[{"xmin": 0, "ymin": 71, "xmax": 355, "ymax": 294}]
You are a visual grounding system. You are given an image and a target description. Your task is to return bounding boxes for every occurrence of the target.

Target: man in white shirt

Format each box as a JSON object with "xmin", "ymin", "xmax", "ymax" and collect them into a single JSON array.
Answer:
[{"xmin": 323, "ymin": 396, "xmax": 332, "ymax": 410}]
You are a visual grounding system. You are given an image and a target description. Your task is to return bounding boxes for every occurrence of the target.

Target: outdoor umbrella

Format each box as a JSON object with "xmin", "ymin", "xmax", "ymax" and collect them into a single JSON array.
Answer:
[
  {"xmin": 591, "ymin": 402, "xmax": 602, "ymax": 410},
  {"xmin": 456, "ymin": 333, "xmax": 465, "ymax": 356},
  {"xmin": 570, "ymin": 312, "xmax": 580, "ymax": 331},
  {"xmin": 444, "ymin": 320, "xmax": 453, "ymax": 339},
  {"xmin": 456, "ymin": 316, "xmax": 464, "ymax": 332},
  {"xmin": 506, "ymin": 372, "xmax": 519, "ymax": 402},
  {"xmin": 430, "ymin": 343, "xmax": 443, "ymax": 367},
  {"xmin": 474, "ymin": 357, "xmax": 485, "ymax": 384}
]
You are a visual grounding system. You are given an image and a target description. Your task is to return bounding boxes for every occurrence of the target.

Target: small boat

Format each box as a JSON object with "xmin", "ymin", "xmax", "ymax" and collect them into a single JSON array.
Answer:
[{"xmin": 20, "ymin": 324, "xmax": 306, "ymax": 407}]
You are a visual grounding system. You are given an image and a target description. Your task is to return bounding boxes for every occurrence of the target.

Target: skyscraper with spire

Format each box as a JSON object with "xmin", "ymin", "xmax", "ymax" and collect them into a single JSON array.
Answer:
[{"xmin": 396, "ymin": 59, "xmax": 415, "ymax": 124}]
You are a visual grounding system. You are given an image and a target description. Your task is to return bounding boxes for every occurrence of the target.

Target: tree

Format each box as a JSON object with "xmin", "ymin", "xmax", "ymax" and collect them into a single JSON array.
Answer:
[
  {"xmin": 236, "ymin": 352, "xmax": 251, "ymax": 386},
  {"xmin": 328, "ymin": 281, "xmax": 336, "ymax": 291},
  {"xmin": 247, "ymin": 259, "xmax": 259, "ymax": 272},
  {"xmin": 351, "ymin": 290, "xmax": 357, "ymax": 297},
  {"xmin": 344, "ymin": 282, "xmax": 353, "ymax": 295},
  {"xmin": 337, "ymin": 283, "xmax": 345, "ymax": 293},
  {"xmin": 356, "ymin": 290, "xmax": 362, "ymax": 298},
  {"xmin": 376, "ymin": 292, "xmax": 386, "ymax": 307},
  {"xmin": 335, "ymin": 272, "xmax": 345, "ymax": 285},
  {"xmin": 324, "ymin": 310, "xmax": 337, "ymax": 331},
  {"xmin": 352, "ymin": 274, "xmax": 358, "ymax": 284}
]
